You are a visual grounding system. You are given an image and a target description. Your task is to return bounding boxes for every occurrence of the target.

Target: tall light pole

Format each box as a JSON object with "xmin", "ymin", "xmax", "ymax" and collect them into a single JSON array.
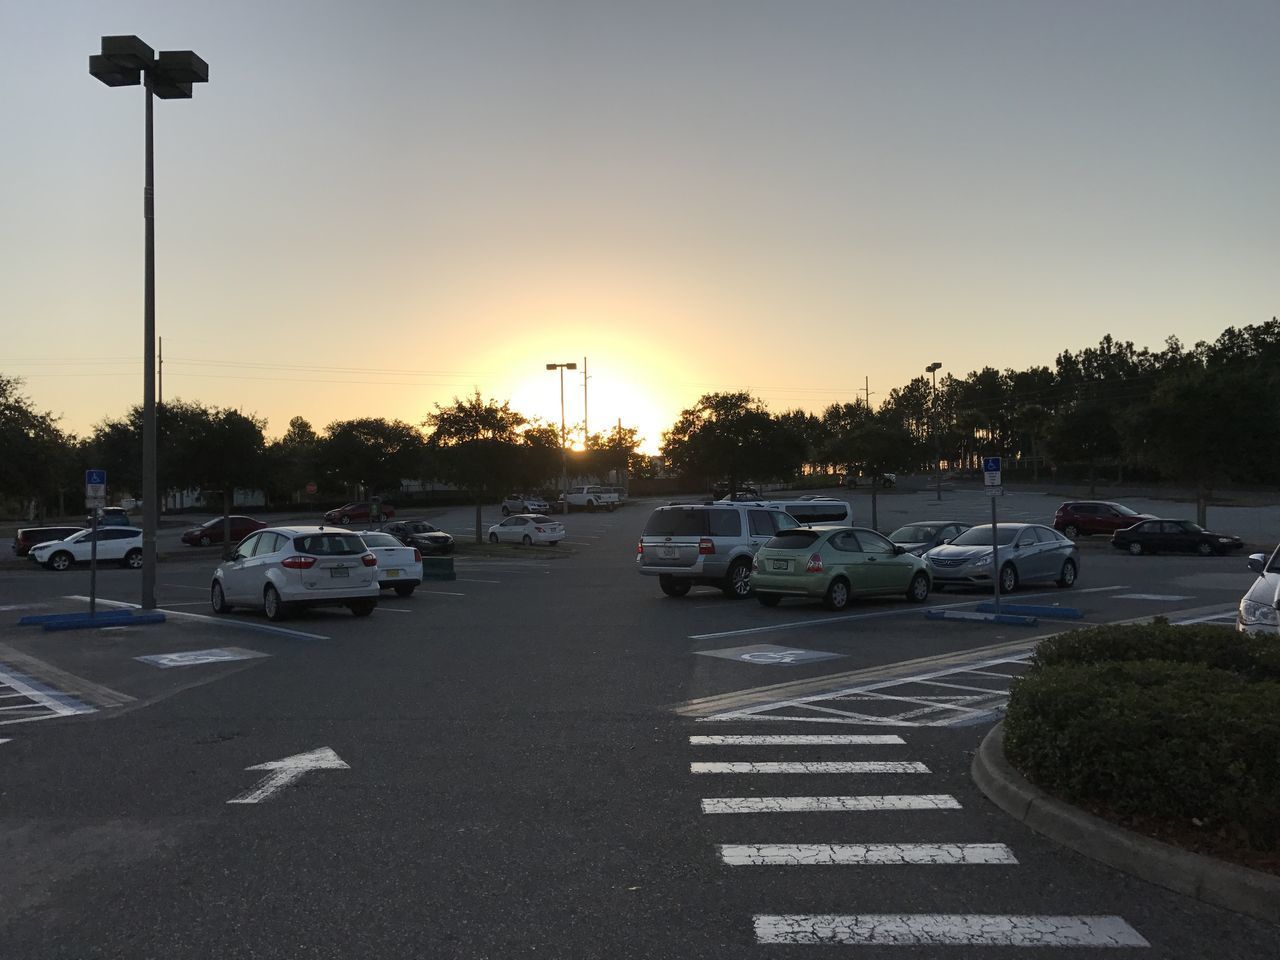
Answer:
[
  {"xmin": 546, "ymin": 362, "xmax": 577, "ymax": 495},
  {"xmin": 926, "ymin": 362, "xmax": 943, "ymax": 502},
  {"xmin": 91, "ymin": 36, "xmax": 208, "ymax": 610}
]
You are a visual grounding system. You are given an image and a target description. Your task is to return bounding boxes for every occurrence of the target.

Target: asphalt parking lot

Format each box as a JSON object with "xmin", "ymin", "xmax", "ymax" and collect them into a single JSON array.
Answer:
[{"xmin": 1, "ymin": 492, "xmax": 1275, "ymax": 958}]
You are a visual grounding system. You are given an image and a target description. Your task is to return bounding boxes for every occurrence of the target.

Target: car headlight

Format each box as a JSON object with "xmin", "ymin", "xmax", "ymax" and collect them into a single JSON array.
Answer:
[
  {"xmin": 1217, "ymin": 537, "xmax": 1234, "ymax": 543},
  {"xmin": 973, "ymin": 554, "xmax": 992, "ymax": 568},
  {"xmin": 1240, "ymin": 599, "xmax": 1279, "ymax": 626}
]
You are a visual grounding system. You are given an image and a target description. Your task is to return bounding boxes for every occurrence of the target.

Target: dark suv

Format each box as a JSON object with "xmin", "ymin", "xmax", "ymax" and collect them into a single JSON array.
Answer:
[
  {"xmin": 1053, "ymin": 501, "xmax": 1154, "ymax": 539},
  {"xmin": 13, "ymin": 526, "xmax": 85, "ymax": 557}
]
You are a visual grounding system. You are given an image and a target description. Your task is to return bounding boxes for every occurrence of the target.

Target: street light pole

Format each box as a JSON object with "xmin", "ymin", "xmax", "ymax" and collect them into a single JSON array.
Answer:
[
  {"xmin": 546, "ymin": 362, "xmax": 578, "ymax": 497},
  {"xmin": 91, "ymin": 36, "xmax": 207, "ymax": 611},
  {"xmin": 926, "ymin": 362, "xmax": 943, "ymax": 503}
]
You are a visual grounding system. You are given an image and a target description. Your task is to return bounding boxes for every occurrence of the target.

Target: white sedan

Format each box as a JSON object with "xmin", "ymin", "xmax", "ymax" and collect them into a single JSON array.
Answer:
[
  {"xmin": 30, "ymin": 527, "xmax": 144, "ymax": 571},
  {"xmin": 487, "ymin": 514, "xmax": 565, "ymax": 546},
  {"xmin": 358, "ymin": 530, "xmax": 423, "ymax": 597}
]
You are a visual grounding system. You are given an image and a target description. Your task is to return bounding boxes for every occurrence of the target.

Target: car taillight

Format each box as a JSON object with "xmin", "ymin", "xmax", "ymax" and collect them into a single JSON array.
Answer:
[
  {"xmin": 805, "ymin": 553, "xmax": 824, "ymax": 573},
  {"xmin": 636, "ymin": 540, "xmax": 644, "ymax": 556},
  {"xmin": 699, "ymin": 538, "xmax": 715, "ymax": 555},
  {"xmin": 413, "ymin": 548, "xmax": 421, "ymax": 562},
  {"xmin": 361, "ymin": 553, "xmax": 377, "ymax": 567},
  {"xmin": 281, "ymin": 555, "xmax": 316, "ymax": 569},
  {"xmin": 535, "ymin": 526, "xmax": 545, "ymax": 533}
]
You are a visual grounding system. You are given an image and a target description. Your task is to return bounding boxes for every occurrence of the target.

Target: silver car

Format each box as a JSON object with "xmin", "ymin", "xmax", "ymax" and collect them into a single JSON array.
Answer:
[
  {"xmin": 1239, "ymin": 548, "xmax": 1280, "ymax": 635},
  {"xmin": 923, "ymin": 522, "xmax": 1079, "ymax": 593},
  {"xmin": 502, "ymin": 493, "xmax": 550, "ymax": 516}
]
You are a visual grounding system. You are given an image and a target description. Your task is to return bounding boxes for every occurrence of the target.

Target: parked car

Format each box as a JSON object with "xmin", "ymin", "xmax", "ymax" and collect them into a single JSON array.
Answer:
[
  {"xmin": 560, "ymin": 486, "xmax": 619, "ymax": 512},
  {"xmin": 502, "ymin": 493, "xmax": 550, "ymax": 516},
  {"xmin": 766, "ymin": 498, "xmax": 853, "ymax": 526},
  {"xmin": 180, "ymin": 515, "xmax": 267, "ymax": 546},
  {"xmin": 1111, "ymin": 519, "xmax": 1244, "ymax": 556},
  {"xmin": 1053, "ymin": 501, "xmax": 1154, "ymax": 538},
  {"xmin": 887, "ymin": 520, "xmax": 971, "ymax": 556},
  {"xmin": 384, "ymin": 519, "xmax": 455, "ymax": 556},
  {"xmin": 924, "ymin": 522, "xmax": 1078, "ymax": 593},
  {"xmin": 714, "ymin": 486, "xmax": 761, "ymax": 501},
  {"xmin": 210, "ymin": 525, "xmax": 379, "ymax": 620},
  {"xmin": 841, "ymin": 473, "xmax": 897, "ymax": 488},
  {"xmin": 30, "ymin": 527, "xmax": 144, "ymax": 571},
  {"xmin": 1239, "ymin": 548, "xmax": 1280, "ymax": 635},
  {"xmin": 322, "ymin": 501, "xmax": 396, "ymax": 525},
  {"xmin": 636, "ymin": 502, "xmax": 799, "ymax": 598},
  {"xmin": 601, "ymin": 486, "xmax": 627, "ymax": 503},
  {"xmin": 487, "ymin": 514, "xmax": 565, "ymax": 546},
  {"xmin": 12, "ymin": 525, "xmax": 85, "ymax": 557},
  {"xmin": 357, "ymin": 530, "xmax": 422, "ymax": 597},
  {"xmin": 751, "ymin": 526, "xmax": 932, "ymax": 610},
  {"xmin": 88, "ymin": 506, "xmax": 131, "ymax": 527}
]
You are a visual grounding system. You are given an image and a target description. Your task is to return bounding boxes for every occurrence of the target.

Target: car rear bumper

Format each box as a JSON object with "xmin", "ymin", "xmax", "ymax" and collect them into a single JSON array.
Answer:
[
  {"xmin": 749, "ymin": 572, "xmax": 827, "ymax": 597},
  {"xmin": 638, "ymin": 559, "xmax": 730, "ymax": 580}
]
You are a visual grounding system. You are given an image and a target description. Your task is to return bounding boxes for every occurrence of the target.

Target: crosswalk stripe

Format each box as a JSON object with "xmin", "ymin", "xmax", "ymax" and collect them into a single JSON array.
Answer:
[
  {"xmin": 690, "ymin": 735, "xmax": 904, "ymax": 745},
  {"xmin": 754, "ymin": 914, "xmax": 1150, "ymax": 947},
  {"xmin": 701, "ymin": 795, "xmax": 961, "ymax": 814},
  {"xmin": 721, "ymin": 843, "xmax": 1017, "ymax": 865},
  {"xmin": 691, "ymin": 761, "xmax": 928, "ymax": 774}
]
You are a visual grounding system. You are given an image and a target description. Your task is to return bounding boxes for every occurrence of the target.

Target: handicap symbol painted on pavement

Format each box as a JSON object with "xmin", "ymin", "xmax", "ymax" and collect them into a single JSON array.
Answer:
[{"xmin": 695, "ymin": 643, "xmax": 845, "ymax": 666}]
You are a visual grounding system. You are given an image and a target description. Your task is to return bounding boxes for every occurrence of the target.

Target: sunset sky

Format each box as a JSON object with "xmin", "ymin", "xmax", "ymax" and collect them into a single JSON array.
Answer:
[{"xmin": 3, "ymin": 1, "xmax": 1277, "ymax": 454}]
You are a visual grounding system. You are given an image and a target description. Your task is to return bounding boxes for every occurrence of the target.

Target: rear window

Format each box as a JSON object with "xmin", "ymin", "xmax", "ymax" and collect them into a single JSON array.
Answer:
[
  {"xmin": 294, "ymin": 533, "xmax": 367, "ymax": 556},
  {"xmin": 644, "ymin": 509, "xmax": 709, "ymax": 538},
  {"xmin": 765, "ymin": 530, "xmax": 821, "ymax": 550},
  {"xmin": 786, "ymin": 503, "xmax": 849, "ymax": 524},
  {"xmin": 529, "ymin": 515, "xmax": 552, "ymax": 523}
]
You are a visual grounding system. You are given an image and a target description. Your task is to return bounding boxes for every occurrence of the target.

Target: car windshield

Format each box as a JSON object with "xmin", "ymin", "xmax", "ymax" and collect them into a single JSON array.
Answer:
[
  {"xmin": 1113, "ymin": 504, "xmax": 1139, "ymax": 516},
  {"xmin": 529, "ymin": 515, "xmax": 551, "ymax": 523},
  {"xmin": 1180, "ymin": 521, "xmax": 1205, "ymax": 533},
  {"xmin": 361, "ymin": 533, "xmax": 400, "ymax": 548},
  {"xmin": 294, "ymin": 533, "xmax": 367, "ymax": 555},
  {"xmin": 951, "ymin": 525, "xmax": 1019, "ymax": 546},
  {"xmin": 890, "ymin": 525, "xmax": 938, "ymax": 543}
]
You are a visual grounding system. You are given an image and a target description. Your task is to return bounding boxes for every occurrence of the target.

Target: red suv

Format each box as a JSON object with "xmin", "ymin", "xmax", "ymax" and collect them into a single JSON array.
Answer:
[{"xmin": 1053, "ymin": 501, "xmax": 1154, "ymax": 539}]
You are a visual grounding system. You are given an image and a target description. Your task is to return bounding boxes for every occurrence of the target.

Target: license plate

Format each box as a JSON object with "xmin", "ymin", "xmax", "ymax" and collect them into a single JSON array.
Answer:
[
  {"xmin": 330, "ymin": 567, "xmax": 349, "ymax": 578},
  {"xmin": 771, "ymin": 559, "xmax": 788, "ymax": 571},
  {"xmin": 386, "ymin": 569, "xmax": 399, "ymax": 578},
  {"xmin": 660, "ymin": 546, "xmax": 678, "ymax": 559}
]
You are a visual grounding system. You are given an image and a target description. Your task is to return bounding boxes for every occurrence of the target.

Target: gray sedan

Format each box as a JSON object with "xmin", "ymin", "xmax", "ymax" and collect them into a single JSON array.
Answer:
[
  {"xmin": 1239, "ymin": 548, "xmax": 1280, "ymax": 635},
  {"xmin": 923, "ymin": 522, "xmax": 1079, "ymax": 593}
]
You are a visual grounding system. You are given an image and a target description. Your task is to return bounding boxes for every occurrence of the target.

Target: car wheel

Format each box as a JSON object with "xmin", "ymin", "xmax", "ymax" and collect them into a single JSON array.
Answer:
[
  {"xmin": 211, "ymin": 581, "xmax": 233, "ymax": 614},
  {"xmin": 264, "ymin": 585, "xmax": 287, "ymax": 621},
  {"xmin": 394, "ymin": 584, "xmax": 415, "ymax": 597},
  {"xmin": 756, "ymin": 592, "xmax": 781, "ymax": 607},
  {"xmin": 1195, "ymin": 541, "xmax": 1214, "ymax": 556},
  {"xmin": 722, "ymin": 559, "xmax": 753, "ymax": 599},
  {"xmin": 340, "ymin": 514, "xmax": 351, "ymax": 525},
  {"xmin": 199, "ymin": 534, "xmax": 211, "ymax": 547},
  {"xmin": 1128, "ymin": 541, "xmax": 1143, "ymax": 556},
  {"xmin": 906, "ymin": 572, "xmax": 930, "ymax": 603},
  {"xmin": 48, "ymin": 551, "xmax": 73, "ymax": 572},
  {"xmin": 998, "ymin": 563, "xmax": 1019, "ymax": 595},
  {"xmin": 489, "ymin": 533, "xmax": 499, "ymax": 544},
  {"xmin": 1063, "ymin": 524, "xmax": 1079, "ymax": 539},
  {"xmin": 607, "ymin": 503, "xmax": 615, "ymax": 512},
  {"xmin": 659, "ymin": 574, "xmax": 691, "ymax": 598},
  {"xmin": 823, "ymin": 577, "xmax": 851, "ymax": 611},
  {"xmin": 1057, "ymin": 559, "xmax": 1077, "ymax": 588},
  {"xmin": 501, "ymin": 506, "xmax": 510, "ymax": 516},
  {"xmin": 349, "ymin": 599, "xmax": 376, "ymax": 617},
  {"xmin": 124, "ymin": 549, "xmax": 143, "ymax": 570}
]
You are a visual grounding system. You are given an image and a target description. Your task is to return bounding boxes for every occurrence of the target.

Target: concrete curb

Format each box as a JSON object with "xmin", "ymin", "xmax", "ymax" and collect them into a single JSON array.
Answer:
[{"xmin": 972, "ymin": 722, "xmax": 1280, "ymax": 925}]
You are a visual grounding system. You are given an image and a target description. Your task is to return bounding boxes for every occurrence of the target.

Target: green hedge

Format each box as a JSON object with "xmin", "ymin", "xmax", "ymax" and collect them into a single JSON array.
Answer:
[
  {"xmin": 1004, "ymin": 660, "xmax": 1280, "ymax": 849},
  {"xmin": 1030, "ymin": 620, "xmax": 1280, "ymax": 680}
]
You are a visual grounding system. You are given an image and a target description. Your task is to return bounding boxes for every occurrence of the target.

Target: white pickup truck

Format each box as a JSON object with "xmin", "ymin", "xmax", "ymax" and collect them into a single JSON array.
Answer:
[{"xmin": 559, "ymin": 485, "xmax": 620, "ymax": 513}]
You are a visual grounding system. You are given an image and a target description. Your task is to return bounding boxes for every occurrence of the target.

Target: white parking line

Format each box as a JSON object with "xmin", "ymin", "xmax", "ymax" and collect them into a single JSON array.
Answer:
[
  {"xmin": 753, "ymin": 914, "xmax": 1150, "ymax": 947},
  {"xmin": 419, "ymin": 590, "xmax": 466, "ymax": 598},
  {"xmin": 374, "ymin": 607, "xmax": 413, "ymax": 613},
  {"xmin": 721, "ymin": 843, "xmax": 1017, "ymax": 866},
  {"xmin": 690, "ymin": 735, "xmax": 904, "ymax": 746},
  {"xmin": 701, "ymin": 795, "xmax": 962, "ymax": 814},
  {"xmin": 65, "ymin": 596, "xmax": 331, "ymax": 641},
  {"xmin": 691, "ymin": 761, "xmax": 929, "ymax": 774},
  {"xmin": 455, "ymin": 578, "xmax": 501, "ymax": 584}
]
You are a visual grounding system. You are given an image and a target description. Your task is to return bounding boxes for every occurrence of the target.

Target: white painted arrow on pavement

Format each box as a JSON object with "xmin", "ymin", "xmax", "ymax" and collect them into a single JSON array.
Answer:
[{"xmin": 226, "ymin": 747, "xmax": 349, "ymax": 804}]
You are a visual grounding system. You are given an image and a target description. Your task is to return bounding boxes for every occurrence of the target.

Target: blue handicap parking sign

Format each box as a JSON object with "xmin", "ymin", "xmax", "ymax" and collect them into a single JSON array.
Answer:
[
  {"xmin": 982, "ymin": 457, "xmax": 1001, "ymax": 473},
  {"xmin": 85, "ymin": 469, "xmax": 107, "ymax": 486}
]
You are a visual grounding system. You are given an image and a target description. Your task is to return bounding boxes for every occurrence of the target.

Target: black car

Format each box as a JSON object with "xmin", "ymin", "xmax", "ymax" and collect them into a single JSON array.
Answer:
[
  {"xmin": 887, "ymin": 520, "xmax": 971, "ymax": 556},
  {"xmin": 1111, "ymin": 519, "xmax": 1243, "ymax": 556},
  {"xmin": 13, "ymin": 525, "xmax": 86, "ymax": 557},
  {"xmin": 384, "ymin": 519, "xmax": 455, "ymax": 556}
]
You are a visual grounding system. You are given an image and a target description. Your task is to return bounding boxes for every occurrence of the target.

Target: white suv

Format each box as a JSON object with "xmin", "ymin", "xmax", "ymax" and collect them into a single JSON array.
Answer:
[
  {"xmin": 211, "ymin": 525, "xmax": 379, "ymax": 620},
  {"xmin": 30, "ymin": 527, "xmax": 144, "ymax": 571},
  {"xmin": 637, "ymin": 503, "xmax": 799, "ymax": 598}
]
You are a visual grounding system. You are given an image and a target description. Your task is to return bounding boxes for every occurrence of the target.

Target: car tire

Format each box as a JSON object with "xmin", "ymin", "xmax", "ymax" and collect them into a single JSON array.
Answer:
[
  {"xmin": 48, "ymin": 551, "xmax": 73, "ymax": 572},
  {"xmin": 340, "ymin": 514, "xmax": 351, "ymax": 525},
  {"xmin": 1196, "ymin": 541, "xmax": 1213, "ymax": 556},
  {"xmin": 1057, "ymin": 559, "xmax": 1077, "ymax": 588},
  {"xmin": 199, "ymin": 534, "xmax": 211, "ymax": 547},
  {"xmin": 394, "ymin": 584, "xmax": 416, "ymax": 597},
  {"xmin": 349, "ymin": 599, "xmax": 376, "ymax": 617},
  {"xmin": 757, "ymin": 592, "xmax": 781, "ymax": 607},
  {"xmin": 998, "ymin": 563, "xmax": 1019, "ymax": 595},
  {"xmin": 823, "ymin": 577, "xmax": 851, "ymax": 611},
  {"xmin": 264, "ymin": 585, "xmax": 287, "ymax": 621},
  {"xmin": 1128, "ymin": 542, "xmax": 1144, "ymax": 556},
  {"xmin": 211, "ymin": 581, "xmax": 233, "ymax": 614},
  {"xmin": 501, "ymin": 506, "xmax": 511, "ymax": 517},
  {"xmin": 607, "ymin": 503, "xmax": 615, "ymax": 512},
  {"xmin": 522, "ymin": 534, "xmax": 533, "ymax": 546},
  {"xmin": 659, "ymin": 575, "xmax": 691, "ymax": 598},
  {"xmin": 722, "ymin": 559, "xmax": 753, "ymax": 599},
  {"xmin": 1062, "ymin": 524, "xmax": 1079, "ymax": 539},
  {"xmin": 906, "ymin": 572, "xmax": 930, "ymax": 603},
  {"xmin": 124, "ymin": 549, "xmax": 143, "ymax": 570},
  {"xmin": 489, "ymin": 533, "xmax": 499, "ymax": 544},
  {"xmin": 587, "ymin": 500, "xmax": 596, "ymax": 512}
]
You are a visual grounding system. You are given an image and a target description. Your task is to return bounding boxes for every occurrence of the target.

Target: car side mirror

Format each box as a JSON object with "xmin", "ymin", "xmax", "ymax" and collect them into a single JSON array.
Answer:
[
  {"xmin": 1247, "ymin": 553, "xmax": 1266, "ymax": 575},
  {"xmin": 941, "ymin": 538, "xmax": 953, "ymax": 545},
  {"xmin": 893, "ymin": 544, "xmax": 906, "ymax": 555},
  {"xmin": 222, "ymin": 549, "xmax": 237, "ymax": 562}
]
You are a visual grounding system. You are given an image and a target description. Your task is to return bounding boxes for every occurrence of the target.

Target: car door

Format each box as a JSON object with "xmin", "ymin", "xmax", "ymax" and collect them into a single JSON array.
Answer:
[
  {"xmin": 501, "ymin": 517, "xmax": 525, "ymax": 542},
  {"xmin": 747, "ymin": 510, "xmax": 778, "ymax": 553},
  {"xmin": 853, "ymin": 529, "xmax": 913, "ymax": 593},
  {"xmin": 1161, "ymin": 520, "xmax": 1194, "ymax": 552},
  {"xmin": 1010, "ymin": 529, "xmax": 1042, "ymax": 579},
  {"xmin": 221, "ymin": 533, "xmax": 263, "ymax": 603},
  {"xmin": 99, "ymin": 529, "xmax": 137, "ymax": 561},
  {"xmin": 66, "ymin": 530, "xmax": 96, "ymax": 562},
  {"xmin": 827, "ymin": 531, "xmax": 872, "ymax": 592}
]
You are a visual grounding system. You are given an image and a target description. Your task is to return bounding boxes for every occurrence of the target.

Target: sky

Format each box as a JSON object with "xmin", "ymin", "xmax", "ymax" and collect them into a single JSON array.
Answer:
[{"xmin": 3, "ymin": 0, "xmax": 1277, "ymax": 454}]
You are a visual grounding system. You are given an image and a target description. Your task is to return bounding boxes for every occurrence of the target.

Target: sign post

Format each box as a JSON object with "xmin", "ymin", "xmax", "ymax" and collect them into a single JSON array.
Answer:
[
  {"xmin": 85, "ymin": 469, "xmax": 107, "ymax": 618},
  {"xmin": 982, "ymin": 457, "xmax": 1002, "ymax": 615}
]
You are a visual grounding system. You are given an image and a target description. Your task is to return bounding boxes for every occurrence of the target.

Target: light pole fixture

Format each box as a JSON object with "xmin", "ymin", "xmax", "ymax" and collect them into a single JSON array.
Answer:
[
  {"xmin": 546, "ymin": 362, "xmax": 577, "ymax": 494},
  {"xmin": 91, "ymin": 36, "xmax": 208, "ymax": 611},
  {"xmin": 925, "ymin": 362, "xmax": 943, "ymax": 502}
]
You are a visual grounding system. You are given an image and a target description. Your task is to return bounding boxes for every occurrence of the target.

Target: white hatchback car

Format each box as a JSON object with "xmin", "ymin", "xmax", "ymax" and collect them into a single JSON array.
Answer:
[
  {"xmin": 211, "ymin": 525, "xmax": 379, "ymax": 620},
  {"xmin": 30, "ymin": 527, "xmax": 144, "ymax": 571},
  {"xmin": 357, "ymin": 530, "xmax": 423, "ymax": 597},
  {"xmin": 487, "ymin": 514, "xmax": 565, "ymax": 546}
]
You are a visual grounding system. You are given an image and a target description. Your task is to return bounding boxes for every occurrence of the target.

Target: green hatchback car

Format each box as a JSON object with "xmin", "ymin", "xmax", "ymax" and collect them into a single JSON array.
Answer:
[{"xmin": 750, "ymin": 526, "xmax": 932, "ymax": 610}]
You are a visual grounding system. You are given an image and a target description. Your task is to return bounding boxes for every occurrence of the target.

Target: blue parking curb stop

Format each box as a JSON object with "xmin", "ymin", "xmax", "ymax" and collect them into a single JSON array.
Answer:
[
  {"xmin": 924, "ymin": 609, "xmax": 1039, "ymax": 626},
  {"xmin": 974, "ymin": 602, "xmax": 1083, "ymax": 620}
]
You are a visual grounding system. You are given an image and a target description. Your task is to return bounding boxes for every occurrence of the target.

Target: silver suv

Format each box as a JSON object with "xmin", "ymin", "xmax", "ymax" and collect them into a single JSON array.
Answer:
[{"xmin": 637, "ymin": 503, "xmax": 799, "ymax": 598}]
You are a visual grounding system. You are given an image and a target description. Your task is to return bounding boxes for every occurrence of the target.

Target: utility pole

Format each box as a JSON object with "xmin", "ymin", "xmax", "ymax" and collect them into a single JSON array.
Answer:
[
  {"xmin": 546, "ymin": 361, "xmax": 578, "ymax": 497},
  {"xmin": 158, "ymin": 336, "xmax": 163, "ymax": 407},
  {"xmin": 582, "ymin": 356, "xmax": 590, "ymax": 446},
  {"xmin": 863, "ymin": 376, "xmax": 874, "ymax": 408},
  {"xmin": 926, "ymin": 362, "xmax": 943, "ymax": 501}
]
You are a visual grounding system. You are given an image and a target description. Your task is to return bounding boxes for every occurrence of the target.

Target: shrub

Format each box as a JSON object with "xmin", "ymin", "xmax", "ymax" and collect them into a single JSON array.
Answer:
[
  {"xmin": 1030, "ymin": 620, "xmax": 1280, "ymax": 680},
  {"xmin": 1004, "ymin": 660, "xmax": 1280, "ymax": 850}
]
